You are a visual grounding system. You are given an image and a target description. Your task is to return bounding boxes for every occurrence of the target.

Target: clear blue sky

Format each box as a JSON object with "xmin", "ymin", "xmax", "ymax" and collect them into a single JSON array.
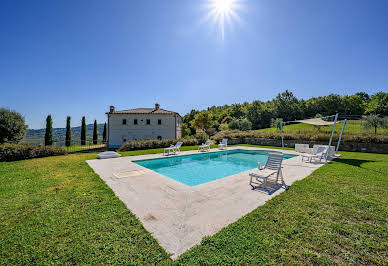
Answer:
[{"xmin": 1, "ymin": 0, "xmax": 387, "ymax": 129}]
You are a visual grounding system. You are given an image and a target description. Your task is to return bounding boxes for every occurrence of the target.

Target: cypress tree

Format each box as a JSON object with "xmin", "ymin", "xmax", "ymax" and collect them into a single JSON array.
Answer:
[
  {"xmin": 102, "ymin": 122, "xmax": 107, "ymax": 144},
  {"xmin": 81, "ymin": 116, "xmax": 86, "ymax": 145},
  {"xmin": 93, "ymin": 120, "xmax": 98, "ymax": 144},
  {"xmin": 65, "ymin": 116, "xmax": 71, "ymax": 147},
  {"xmin": 44, "ymin": 115, "xmax": 53, "ymax": 146}
]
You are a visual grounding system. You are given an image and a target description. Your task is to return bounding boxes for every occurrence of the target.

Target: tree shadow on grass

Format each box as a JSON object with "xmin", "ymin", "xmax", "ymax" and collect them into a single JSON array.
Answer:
[{"xmin": 333, "ymin": 158, "xmax": 385, "ymax": 175}]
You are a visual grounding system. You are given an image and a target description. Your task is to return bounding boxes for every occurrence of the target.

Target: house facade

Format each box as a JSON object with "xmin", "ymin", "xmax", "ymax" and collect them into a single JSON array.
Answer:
[{"xmin": 106, "ymin": 104, "xmax": 182, "ymax": 148}]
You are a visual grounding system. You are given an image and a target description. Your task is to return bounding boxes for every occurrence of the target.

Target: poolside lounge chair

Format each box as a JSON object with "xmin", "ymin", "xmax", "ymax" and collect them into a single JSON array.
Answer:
[
  {"xmin": 198, "ymin": 140, "xmax": 212, "ymax": 152},
  {"xmin": 218, "ymin": 139, "xmax": 228, "ymax": 150},
  {"xmin": 163, "ymin": 142, "xmax": 183, "ymax": 156},
  {"xmin": 313, "ymin": 144, "xmax": 335, "ymax": 157},
  {"xmin": 301, "ymin": 146, "xmax": 328, "ymax": 163},
  {"xmin": 295, "ymin": 143, "xmax": 310, "ymax": 153},
  {"xmin": 249, "ymin": 152, "xmax": 287, "ymax": 191}
]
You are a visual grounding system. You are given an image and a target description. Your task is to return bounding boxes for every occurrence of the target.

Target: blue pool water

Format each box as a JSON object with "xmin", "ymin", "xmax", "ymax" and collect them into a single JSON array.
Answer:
[{"xmin": 134, "ymin": 149, "xmax": 296, "ymax": 186}]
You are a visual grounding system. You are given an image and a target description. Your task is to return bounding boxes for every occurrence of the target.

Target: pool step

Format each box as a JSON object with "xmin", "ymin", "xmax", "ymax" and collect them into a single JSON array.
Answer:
[{"xmin": 114, "ymin": 169, "xmax": 151, "ymax": 179}]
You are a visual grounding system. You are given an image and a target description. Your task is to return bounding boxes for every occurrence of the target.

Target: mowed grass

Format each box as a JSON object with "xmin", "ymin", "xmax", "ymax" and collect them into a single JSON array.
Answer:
[
  {"xmin": 176, "ymin": 151, "xmax": 388, "ymax": 264},
  {"xmin": 0, "ymin": 153, "xmax": 170, "ymax": 264},
  {"xmin": 0, "ymin": 146, "xmax": 387, "ymax": 264}
]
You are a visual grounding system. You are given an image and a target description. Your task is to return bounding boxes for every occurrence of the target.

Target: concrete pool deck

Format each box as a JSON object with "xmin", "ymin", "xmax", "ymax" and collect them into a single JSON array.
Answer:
[{"xmin": 87, "ymin": 146, "xmax": 328, "ymax": 258}]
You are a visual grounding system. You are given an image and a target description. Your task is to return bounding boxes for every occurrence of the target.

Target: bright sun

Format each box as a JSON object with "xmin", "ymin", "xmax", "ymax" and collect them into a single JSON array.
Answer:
[
  {"xmin": 212, "ymin": 0, "xmax": 234, "ymax": 14},
  {"xmin": 206, "ymin": 0, "xmax": 241, "ymax": 41}
]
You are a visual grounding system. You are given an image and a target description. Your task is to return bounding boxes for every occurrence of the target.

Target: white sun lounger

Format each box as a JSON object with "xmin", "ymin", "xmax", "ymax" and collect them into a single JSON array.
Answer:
[
  {"xmin": 249, "ymin": 152, "xmax": 287, "ymax": 192},
  {"xmin": 163, "ymin": 142, "xmax": 183, "ymax": 156},
  {"xmin": 301, "ymin": 146, "xmax": 328, "ymax": 163},
  {"xmin": 198, "ymin": 140, "xmax": 212, "ymax": 152},
  {"xmin": 295, "ymin": 143, "xmax": 310, "ymax": 153},
  {"xmin": 218, "ymin": 138, "xmax": 228, "ymax": 150}
]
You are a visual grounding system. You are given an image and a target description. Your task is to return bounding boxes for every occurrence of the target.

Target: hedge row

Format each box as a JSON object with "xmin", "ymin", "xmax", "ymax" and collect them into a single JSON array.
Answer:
[
  {"xmin": 118, "ymin": 135, "xmax": 210, "ymax": 152},
  {"xmin": 0, "ymin": 144, "xmax": 67, "ymax": 162},
  {"xmin": 211, "ymin": 130, "xmax": 388, "ymax": 144}
]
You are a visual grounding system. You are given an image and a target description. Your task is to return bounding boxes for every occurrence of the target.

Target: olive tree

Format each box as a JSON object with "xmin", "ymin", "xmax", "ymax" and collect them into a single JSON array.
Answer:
[
  {"xmin": 362, "ymin": 115, "xmax": 383, "ymax": 135},
  {"xmin": 0, "ymin": 108, "xmax": 28, "ymax": 144}
]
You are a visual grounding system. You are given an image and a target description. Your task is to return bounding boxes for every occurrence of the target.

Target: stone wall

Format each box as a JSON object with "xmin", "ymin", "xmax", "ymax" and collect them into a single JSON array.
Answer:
[{"xmin": 228, "ymin": 138, "xmax": 388, "ymax": 154}]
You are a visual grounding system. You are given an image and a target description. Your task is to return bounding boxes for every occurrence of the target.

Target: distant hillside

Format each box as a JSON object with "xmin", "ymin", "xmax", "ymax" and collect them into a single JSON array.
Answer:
[{"xmin": 24, "ymin": 124, "xmax": 105, "ymax": 144}]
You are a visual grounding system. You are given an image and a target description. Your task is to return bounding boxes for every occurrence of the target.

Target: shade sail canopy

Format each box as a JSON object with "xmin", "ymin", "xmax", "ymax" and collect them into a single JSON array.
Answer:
[{"xmin": 293, "ymin": 118, "xmax": 335, "ymax": 126}]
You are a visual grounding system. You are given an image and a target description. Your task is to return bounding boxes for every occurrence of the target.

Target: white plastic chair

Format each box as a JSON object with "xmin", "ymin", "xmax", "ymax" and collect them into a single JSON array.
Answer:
[
  {"xmin": 218, "ymin": 139, "xmax": 228, "ymax": 150},
  {"xmin": 301, "ymin": 146, "xmax": 328, "ymax": 163},
  {"xmin": 249, "ymin": 152, "xmax": 287, "ymax": 192}
]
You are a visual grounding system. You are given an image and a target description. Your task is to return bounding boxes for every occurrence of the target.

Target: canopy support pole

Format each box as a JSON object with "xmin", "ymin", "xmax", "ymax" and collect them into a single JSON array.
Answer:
[
  {"xmin": 280, "ymin": 121, "xmax": 284, "ymax": 151},
  {"xmin": 336, "ymin": 119, "xmax": 347, "ymax": 153},
  {"xmin": 326, "ymin": 113, "xmax": 338, "ymax": 160}
]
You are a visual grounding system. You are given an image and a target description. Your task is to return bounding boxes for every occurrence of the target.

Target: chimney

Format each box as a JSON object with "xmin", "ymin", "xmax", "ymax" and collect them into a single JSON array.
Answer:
[
  {"xmin": 110, "ymin": 106, "xmax": 115, "ymax": 113},
  {"xmin": 155, "ymin": 103, "xmax": 160, "ymax": 110}
]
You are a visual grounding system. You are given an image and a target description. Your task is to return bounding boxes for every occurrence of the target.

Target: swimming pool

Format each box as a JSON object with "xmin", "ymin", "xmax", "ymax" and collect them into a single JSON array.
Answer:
[{"xmin": 134, "ymin": 149, "xmax": 297, "ymax": 186}]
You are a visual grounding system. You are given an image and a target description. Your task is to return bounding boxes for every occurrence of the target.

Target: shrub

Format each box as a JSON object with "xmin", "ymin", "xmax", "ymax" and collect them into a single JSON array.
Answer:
[
  {"xmin": 228, "ymin": 119, "xmax": 240, "ymax": 130},
  {"xmin": 239, "ymin": 119, "xmax": 252, "ymax": 131},
  {"xmin": 194, "ymin": 133, "xmax": 208, "ymax": 144},
  {"xmin": 219, "ymin": 123, "xmax": 229, "ymax": 131},
  {"xmin": 0, "ymin": 108, "xmax": 28, "ymax": 144},
  {"xmin": 118, "ymin": 138, "xmax": 200, "ymax": 152},
  {"xmin": 0, "ymin": 144, "xmax": 66, "ymax": 162}
]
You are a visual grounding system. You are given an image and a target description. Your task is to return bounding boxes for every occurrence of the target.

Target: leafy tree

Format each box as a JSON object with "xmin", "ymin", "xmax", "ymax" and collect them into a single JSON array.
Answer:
[
  {"xmin": 239, "ymin": 119, "xmax": 252, "ymax": 131},
  {"xmin": 362, "ymin": 115, "xmax": 383, "ymax": 135},
  {"xmin": 182, "ymin": 109, "xmax": 199, "ymax": 135},
  {"xmin": 247, "ymin": 101, "xmax": 273, "ymax": 129},
  {"xmin": 366, "ymin": 92, "xmax": 388, "ymax": 115},
  {"xmin": 273, "ymin": 90, "xmax": 303, "ymax": 121},
  {"xmin": 181, "ymin": 123, "xmax": 191, "ymax": 137},
  {"xmin": 323, "ymin": 94, "xmax": 343, "ymax": 115},
  {"xmin": 341, "ymin": 94, "xmax": 366, "ymax": 115},
  {"xmin": 382, "ymin": 117, "xmax": 388, "ymax": 129},
  {"xmin": 81, "ymin": 116, "xmax": 86, "ymax": 145},
  {"xmin": 45, "ymin": 115, "xmax": 53, "ymax": 146},
  {"xmin": 93, "ymin": 120, "xmax": 98, "ymax": 144},
  {"xmin": 271, "ymin": 118, "xmax": 283, "ymax": 130},
  {"xmin": 190, "ymin": 111, "xmax": 214, "ymax": 134},
  {"xmin": 65, "ymin": 116, "xmax": 71, "ymax": 147},
  {"xmin": 102, "ymin": 122, "xmax": 107, "ymax": 143},
  {"xmin": 221, "ymin": 115, "xmax": 233, "ymax": 124},
  {"xmin": 355, "ymin": 92, "xmax": 370, "ymax": 102},
  {"xmin": 0, "ymin": 108, "xmax": 28, "ymax": 144},
  {"xmin": 228, "ymin": 119, "xmax": 240, "ymax": 130},
  {"xmin": 230, "ymin": 104, "xmax": 246, "ymax": 119}
]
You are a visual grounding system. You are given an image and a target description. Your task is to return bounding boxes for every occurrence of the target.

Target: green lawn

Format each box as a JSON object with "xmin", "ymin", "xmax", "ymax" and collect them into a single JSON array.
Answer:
[
  {"xmin": 0, "ymin": 146, "xmax": 387, "ymax": 264},
  {"xmin": 260, "ymin": 120, "xmax": 388, "ymax": 135}
]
